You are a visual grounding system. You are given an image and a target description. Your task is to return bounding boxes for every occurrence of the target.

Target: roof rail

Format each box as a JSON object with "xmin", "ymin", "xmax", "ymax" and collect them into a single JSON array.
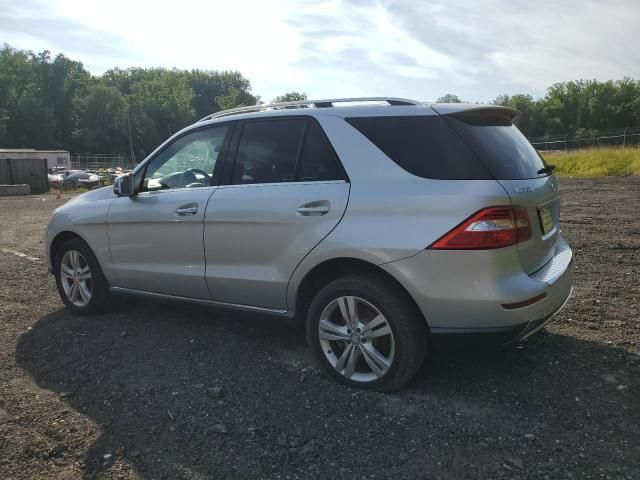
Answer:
[{"xmin": 197, "ymin": 97, "xmax": 422, "ymax": 122}]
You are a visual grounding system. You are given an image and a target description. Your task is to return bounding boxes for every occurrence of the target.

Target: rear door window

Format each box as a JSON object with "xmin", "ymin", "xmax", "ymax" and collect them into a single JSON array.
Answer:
[
  {"xmin": 345, "ymin": 116, "xmax": 492, "ymax": 180},
  {"xmin": 232, "ymin": 119, "xmax": 345, "ymax": 185},
  {"xmin": 232, "ymin": 119, "xmax": 305, "ymax": 184}
]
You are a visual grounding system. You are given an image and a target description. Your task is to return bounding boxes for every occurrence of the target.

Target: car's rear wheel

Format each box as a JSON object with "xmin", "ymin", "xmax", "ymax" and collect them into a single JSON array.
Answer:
[
  {"xmin": 54, "ymin": 238, "xmax": 110, "ymax": 314},
  {"xmin": 307, "ymin": 274, "xmax": 426, "ymax": 392}
]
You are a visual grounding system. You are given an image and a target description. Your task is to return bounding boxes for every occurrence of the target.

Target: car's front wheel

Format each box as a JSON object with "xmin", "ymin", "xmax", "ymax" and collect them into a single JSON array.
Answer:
[
  {"xmin": 54, "ymin": 237, "xmax": 110, "ymax": 315},
  {"xmin": 307, "ymin": 274, "xmax": 427, "ymax": 392}
]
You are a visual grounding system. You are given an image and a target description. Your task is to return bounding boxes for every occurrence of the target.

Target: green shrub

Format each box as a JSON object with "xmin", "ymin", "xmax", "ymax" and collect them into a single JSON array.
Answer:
[{"xmin": 542, "ymin": 147, "xmax": 640, "ymax": 177}]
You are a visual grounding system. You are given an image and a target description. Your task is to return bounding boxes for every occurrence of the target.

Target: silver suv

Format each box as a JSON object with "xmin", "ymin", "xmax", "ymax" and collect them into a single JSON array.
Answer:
[{"xmin": 45, "ymin": 97, "xmax": 574, "ymax": 391}]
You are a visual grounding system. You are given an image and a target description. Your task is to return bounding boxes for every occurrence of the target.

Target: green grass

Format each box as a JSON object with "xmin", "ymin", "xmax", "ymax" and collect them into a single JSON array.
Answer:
[{"xmin": 542, "ymin": 147, "xmax": 640, "ymax": 177}]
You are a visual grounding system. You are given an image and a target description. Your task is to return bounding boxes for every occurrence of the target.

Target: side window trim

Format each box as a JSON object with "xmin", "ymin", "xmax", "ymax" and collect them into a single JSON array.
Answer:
[
  {"xmin": 223, "ymin": 116, "xmax": 348, "ymax": 186},
  {"xmin": 292, "ymin": 121, "xmax": 309, "ymax": 182},
  {"xmin": 139, "ymin": 122, "xmax": 235, "ymax": 192},
  {"xmin": 220, "ymin": 121, "xmax": 244, "ymax": 186}
]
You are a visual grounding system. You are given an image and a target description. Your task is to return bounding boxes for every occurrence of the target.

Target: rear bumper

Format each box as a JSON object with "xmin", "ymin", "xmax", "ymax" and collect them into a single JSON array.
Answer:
[
  {"xmin": 381, "ymin": 233, "xmax": 574, "ymax": 335},
  {"xmin": 505, "ymin": 284, "xmax": 573, "ymax": 343}
]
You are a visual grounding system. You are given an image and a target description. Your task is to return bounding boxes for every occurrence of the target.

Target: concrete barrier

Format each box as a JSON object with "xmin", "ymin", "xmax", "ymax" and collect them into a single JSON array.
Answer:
[{"xmin": 0, "ymin": 184, "xmax": 31, "ymax": 196}]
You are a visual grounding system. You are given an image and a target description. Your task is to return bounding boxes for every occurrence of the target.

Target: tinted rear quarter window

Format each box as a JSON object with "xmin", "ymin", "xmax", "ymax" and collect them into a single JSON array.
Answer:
[
  {"xmin": 345, "ymin": 116, "xmax": 492, "ymax": 180},
  {"xmin": 297, "ymin": 121, "xmax": 343, "ymax": 182}
]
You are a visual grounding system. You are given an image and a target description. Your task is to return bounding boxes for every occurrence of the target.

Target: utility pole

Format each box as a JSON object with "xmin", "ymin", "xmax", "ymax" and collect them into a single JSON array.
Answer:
[{"xmin": 127, "ymin": 109, "xmax": 135, "ymax": 165}]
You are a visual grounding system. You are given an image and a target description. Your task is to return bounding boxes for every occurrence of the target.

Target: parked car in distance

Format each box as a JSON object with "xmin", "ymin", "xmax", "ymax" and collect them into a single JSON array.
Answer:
[
  {"xmin": 45, "ymin": 97, "xmax": 574, "ymax": 391},
  {"xmin": 61, "ymin": 171, "xmax": 101, "ymax": 189},
  {"xmin": 47, "ymin": 172, "xmax": 63, "ymax": 186}
]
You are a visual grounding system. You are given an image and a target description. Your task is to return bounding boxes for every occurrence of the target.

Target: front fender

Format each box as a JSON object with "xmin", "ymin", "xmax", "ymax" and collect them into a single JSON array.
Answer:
[{"xmin": 45, "ymin": 190, "xmax": 114, "ymax": 278}]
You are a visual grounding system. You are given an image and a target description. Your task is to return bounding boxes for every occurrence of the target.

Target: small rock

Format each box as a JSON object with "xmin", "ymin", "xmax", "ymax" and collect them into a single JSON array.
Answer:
[
  {"xmin": 301, "ymin": 440, "xmax": 316, "ymax": 456},
  {"xmin": 524, "ymin": 433, "xmax": 535, "ymax": 440},
  {"xmin": 299, "ymin": 373, "xmax": 307, "ymax": 383},
  {"xmin": 208, "ymin": 423, "xmax": 228, "ymax": 434},
  {"xmin": 119, "ymin": 331, "xmax": 128, "ymax": 337},
  {"xmin": 504, "ymin": 457, "xmax": 524, "ymax": 470},
  {"xmin": 47, "ymin": 444, "xmax": 65, "ymax": 458},
  {"xmin": 102, "ymin": 453, "xmax": 112, "ymax": 460},
  {"xmin": 602, "ymin": 374, "xmax": 617, "ymax": 384},
  {"xmin": 617, "ymin": 384, "xmax": 627, "ymax": 390},
  {"xmin": 59, "ymin": 392, "xmax": 73, "ymax": 399},
  {"xmin": 207, "ymin": 386, "xmax": 226, "ymax": 399}
]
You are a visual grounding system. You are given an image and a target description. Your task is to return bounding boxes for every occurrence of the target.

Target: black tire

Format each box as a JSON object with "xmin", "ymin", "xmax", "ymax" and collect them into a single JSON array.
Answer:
[
  {"xmin": 54, "ymin": 237, "xmax": 110, "ymax": 315},
  {"xmin": 306, "ymin": 274, "xmax": 427, "ymax": 392}
]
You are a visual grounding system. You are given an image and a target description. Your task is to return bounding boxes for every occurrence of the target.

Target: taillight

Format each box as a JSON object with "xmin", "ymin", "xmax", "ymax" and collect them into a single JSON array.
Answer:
[{"xmin": 429, "ymin": 206, "xmax": 532, "ymax": 250}]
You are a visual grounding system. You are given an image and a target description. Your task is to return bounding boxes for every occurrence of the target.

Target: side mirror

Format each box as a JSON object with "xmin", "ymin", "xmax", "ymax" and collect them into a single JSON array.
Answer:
[{"xmin": 114, "ymin": 173, "xmax": 135, "ymax": 196}]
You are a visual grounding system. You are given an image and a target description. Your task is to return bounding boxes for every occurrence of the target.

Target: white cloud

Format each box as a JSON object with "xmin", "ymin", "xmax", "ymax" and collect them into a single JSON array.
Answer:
[
  {"xmin": 482, "ymin": 0, "xmax": 640, "ymax": 89},
  {"xmin": 2, "ymin": 0, "xmax": 639, "ymax": 101},
  {"xmin": 50, "ymin": 0, "xmax": 304, "ymax": 80}
]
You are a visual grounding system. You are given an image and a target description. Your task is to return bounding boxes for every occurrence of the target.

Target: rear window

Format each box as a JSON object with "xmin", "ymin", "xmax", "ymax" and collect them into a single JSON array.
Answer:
[
  {"xmin": 444, "ymin": 116, "xmax": 549, "ymax": 180},
  {"xmin": 345, "ymin": 116, "xmax": 492, "ymax": 180}
]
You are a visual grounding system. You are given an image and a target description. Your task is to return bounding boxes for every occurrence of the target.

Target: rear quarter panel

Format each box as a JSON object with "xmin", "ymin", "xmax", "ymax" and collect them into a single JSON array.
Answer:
[
  {"xmin": 286, "ymin": 115, "xmax": 513, "ymax": 309},
  {"xmin": 497, "ymin": 175, "xmax": 561, "ymax": 274}
]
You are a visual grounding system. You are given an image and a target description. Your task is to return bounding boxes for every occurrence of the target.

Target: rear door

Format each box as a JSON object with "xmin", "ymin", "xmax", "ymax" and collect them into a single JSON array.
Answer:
[
  {"xmin": 204, "ymin": 117, "xmax": 349, "ymax": 310},
  {"xmin": 440, "ymin": 108, "xmax": 561, "ymax": 273}
]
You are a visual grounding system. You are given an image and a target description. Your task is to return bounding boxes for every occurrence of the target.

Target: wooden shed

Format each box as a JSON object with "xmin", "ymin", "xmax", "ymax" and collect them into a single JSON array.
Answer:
[
  {"xmin": 0, "ymin": 149, "xmax": 70, "ymax": 169},
  {"xmin": 0, "ymin": 158, "xmax": 49, "ymax": 194}
]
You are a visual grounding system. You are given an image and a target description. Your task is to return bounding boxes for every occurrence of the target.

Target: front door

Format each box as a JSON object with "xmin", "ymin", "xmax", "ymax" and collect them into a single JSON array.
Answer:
[
  {"xmin": 108, "ymin": 124, "xmax": 231, "ymax": 298},
  {"xmin": 204, "ymin": 118, "xmax": 349, "ymax": 310}
]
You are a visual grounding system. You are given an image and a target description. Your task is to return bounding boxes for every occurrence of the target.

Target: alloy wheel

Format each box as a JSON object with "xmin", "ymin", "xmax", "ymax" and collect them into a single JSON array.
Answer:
[
  {"xmin": 318, "ymin": 295, "xmax": 395, "ymax": 382},
  {"xmin": 60, "ymin": 250, "xmax": 93, "ymax": 307}
]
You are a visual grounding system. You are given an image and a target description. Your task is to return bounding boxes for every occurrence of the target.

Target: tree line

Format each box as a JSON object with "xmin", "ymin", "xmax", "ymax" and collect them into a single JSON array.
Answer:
[
  {"xmin": 1, "ymin": 44, "xmax": 639, "ymax": 160},
  {"xmin": 437, "ymin": 78, "xmax": 640, "ymax": 140},
  {"xmin": 0, "ymin": 45, "xmax": 259, "ymax": 160}
]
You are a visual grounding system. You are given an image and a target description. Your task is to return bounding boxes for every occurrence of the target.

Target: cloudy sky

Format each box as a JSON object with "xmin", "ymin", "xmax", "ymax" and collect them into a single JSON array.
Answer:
[{"xmin": 1, "ymin": 0, "xmax": 639, "ymax": 102}]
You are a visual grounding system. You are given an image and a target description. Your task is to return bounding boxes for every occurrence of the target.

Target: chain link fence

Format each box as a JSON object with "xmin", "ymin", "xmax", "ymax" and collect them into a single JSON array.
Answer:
[
  {"xmin": 70, "ymin": 153, "xmax": 137, "ymax": 171},
  {"xmin": 529, "ymin": 127, "xmax": 640, "ymax": 151}
]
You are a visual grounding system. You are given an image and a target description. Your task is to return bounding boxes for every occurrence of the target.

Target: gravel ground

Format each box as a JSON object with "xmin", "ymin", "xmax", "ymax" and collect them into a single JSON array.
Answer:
[{"xmin": 0, "ymin": 178, "xmax": 638, "ymax": 480}]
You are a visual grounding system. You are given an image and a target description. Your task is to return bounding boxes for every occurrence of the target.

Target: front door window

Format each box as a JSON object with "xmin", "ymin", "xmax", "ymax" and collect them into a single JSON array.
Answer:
[{"xmin": 144, "ymin": 126, "xmax": 229, "ymax": 191}]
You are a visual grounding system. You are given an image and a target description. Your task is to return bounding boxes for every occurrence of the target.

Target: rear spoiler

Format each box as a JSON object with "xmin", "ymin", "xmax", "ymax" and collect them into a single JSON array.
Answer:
[{"xmin": 430, "ymin": 104, "xmax": 521, "ymax": 124}]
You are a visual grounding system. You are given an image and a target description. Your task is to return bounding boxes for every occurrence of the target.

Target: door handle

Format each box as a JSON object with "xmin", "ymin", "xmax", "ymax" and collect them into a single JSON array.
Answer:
[
  {"xmin": 297, "ymin": 201, "xmax": 330, "ymax": 216},
  {"xmin": 175, "ymin": 207, "xmax": 198, "ymax": 215}
]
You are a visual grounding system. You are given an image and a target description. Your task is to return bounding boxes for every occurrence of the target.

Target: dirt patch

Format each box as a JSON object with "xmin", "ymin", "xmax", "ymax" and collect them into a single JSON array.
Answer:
[{"xmin": 0, "ymin": 179, "xmax": 639, "ymax": 479}]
